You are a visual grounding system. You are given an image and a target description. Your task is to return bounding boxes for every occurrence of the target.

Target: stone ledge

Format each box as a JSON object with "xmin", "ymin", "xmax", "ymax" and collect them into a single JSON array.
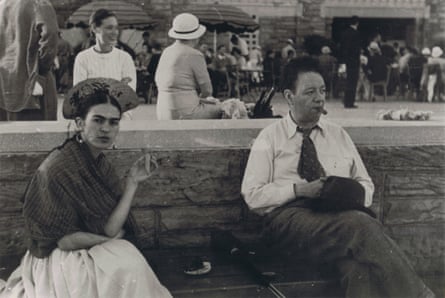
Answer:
[{"xmin": 0, "ymin": 119, "xmax": 444, "ymax": 152}]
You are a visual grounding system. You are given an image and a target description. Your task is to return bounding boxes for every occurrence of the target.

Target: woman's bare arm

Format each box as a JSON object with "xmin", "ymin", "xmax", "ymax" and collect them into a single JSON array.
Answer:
[
  {"xmin": 57, "ymin": 231, "xmax": 111, "ymax": 250},
  {"xmin": 104, "ymin": 154, "xmax": 157, "ymax": 237}
]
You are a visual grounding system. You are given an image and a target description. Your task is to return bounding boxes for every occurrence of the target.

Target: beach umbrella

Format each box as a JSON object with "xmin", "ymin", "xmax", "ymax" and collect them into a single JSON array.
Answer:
[
  {"xmin": 186, "ymin": 4, "xmax": 260, "ymax": 50},
  {"xmin": 67, "ymin": 0, "xmax": 156, "ymax": 29}
]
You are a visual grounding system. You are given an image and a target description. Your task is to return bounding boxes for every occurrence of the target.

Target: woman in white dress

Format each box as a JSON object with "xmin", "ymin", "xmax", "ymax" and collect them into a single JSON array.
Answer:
[{"xmin": 0, "ymin": 78, "xmax": 171, "ymax": 298}]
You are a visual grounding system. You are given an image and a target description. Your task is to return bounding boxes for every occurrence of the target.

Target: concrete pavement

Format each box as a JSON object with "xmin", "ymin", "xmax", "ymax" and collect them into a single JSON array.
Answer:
[{"xmin": 55, "ymin": 94, "xmax": 445, "ymax": 124}]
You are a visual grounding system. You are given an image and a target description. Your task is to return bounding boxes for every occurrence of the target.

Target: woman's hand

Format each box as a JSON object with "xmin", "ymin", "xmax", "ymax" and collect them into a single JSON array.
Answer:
[
  {"xmin": 113, "ymin": 229, "xmax": 126, "ymax": 239},
  {"xmin": 126, "ymin": 154, "xmax": 158, "ymax": 186}
]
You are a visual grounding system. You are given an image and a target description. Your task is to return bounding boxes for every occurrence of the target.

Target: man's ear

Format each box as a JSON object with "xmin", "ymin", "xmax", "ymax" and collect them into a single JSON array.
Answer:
[{"xmin": 283, "ymin": 89, "xmax": 294, "ymax": 106}]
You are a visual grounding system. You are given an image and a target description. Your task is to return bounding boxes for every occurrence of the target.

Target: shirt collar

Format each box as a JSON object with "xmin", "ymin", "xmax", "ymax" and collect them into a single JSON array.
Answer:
[{"xmin": 285, "ymin": 112, "xmax": 325, "ymax": 139}]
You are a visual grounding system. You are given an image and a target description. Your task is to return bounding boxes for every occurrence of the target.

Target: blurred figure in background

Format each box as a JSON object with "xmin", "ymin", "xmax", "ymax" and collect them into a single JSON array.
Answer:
[
  {"xmin": 364, "ymin": 42, "xmax": 391, "ymax": 101},
  {"xmin": 55, "ymin": 32, "xmax": 74, "ymax": 93},
  {"xmin": 356, "ymin": 49, "xmax": 370, "ymax": 101},
  {"xmin": 249, "ymin": 45, "xmax": 263, "ymax": 68},
  {"xmin": 232, "ymin": 48, "xmax": 247, "ymax": 69},
  {"xmin": 318, "ymin": 46, "xmax": 337, "ymax": 98},
  {"xmin": 263, "ymin": 50, "xmax": 276, "ymax": 87},
  {"xmin": 281, "ymin": 38, "xmax": 296, "ymax": 60},
  {"xmin": 426, "ymin": 46, "xmax": 445, "ymax": 102},
  {"xmin": 339, "ymin": 16, "xmax": 361, "ymax": 108},
  {"xmin": 211, "ymin": 45, "xmax": 231, "ymax": 97},
  {"xmin": 142, "ymin": 31, "xmax": 153, "ymax": 53},
  {"xmin": 230, "ymin": 34, "xmax": 249, "ymax": 57},
  {"xmin": 135, "ymin": 44, "xmax": 152, "ymax": 101},
  {"xmin": 0, "ymin": 0, "xmax": 58, "ymax": 121}
]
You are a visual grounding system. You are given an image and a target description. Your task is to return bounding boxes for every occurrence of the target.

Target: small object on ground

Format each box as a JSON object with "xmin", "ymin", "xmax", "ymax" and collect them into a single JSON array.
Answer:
[
  {"xmin": 184, "ymin": 257, "xmax": 212, "ymax": 276},
  {"xmin": 376, "ymin": 109, "xmax": 432, "ymax": 121}
]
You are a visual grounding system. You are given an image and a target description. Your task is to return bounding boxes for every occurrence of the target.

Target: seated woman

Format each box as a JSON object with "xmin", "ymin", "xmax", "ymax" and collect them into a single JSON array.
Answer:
[
  {"xmin": 0, "ymin": 78, "xmax": 171, "ymax": 298},
  {"xmin": 155, "ymin": 13, "xmax": 222, "ymax": 120}
]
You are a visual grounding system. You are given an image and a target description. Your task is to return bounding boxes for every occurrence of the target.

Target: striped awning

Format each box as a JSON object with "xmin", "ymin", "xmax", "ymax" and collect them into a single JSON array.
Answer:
[
  {"xmin": 67, "ymin": 0, "xmax": 156, "ymax": 29},
  {"xmin": 321, "ymin": 0, "xmax": 430, "ymax": 18},
  {"xmin": 186, "ymin": 4, "xmax": 260, "ymax": 33}
]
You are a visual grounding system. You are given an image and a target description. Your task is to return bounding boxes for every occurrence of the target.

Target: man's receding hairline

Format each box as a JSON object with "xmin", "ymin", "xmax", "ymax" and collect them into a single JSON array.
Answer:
[{"xmin": 293, "ymin": 70, "xmax": 324, "ymax": 92}]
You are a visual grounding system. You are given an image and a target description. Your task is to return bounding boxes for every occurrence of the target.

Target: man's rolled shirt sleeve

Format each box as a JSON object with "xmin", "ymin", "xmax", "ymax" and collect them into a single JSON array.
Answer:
[{"xmin": 241, "ymin": 134, "xmax": 295, "ymax": 214}]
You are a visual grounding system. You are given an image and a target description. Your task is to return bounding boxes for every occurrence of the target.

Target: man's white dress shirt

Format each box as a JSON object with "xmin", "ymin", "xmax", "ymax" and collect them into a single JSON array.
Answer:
[{"xmin": 241, "ymin": 114, "xmax": 374, "ymax": 215}]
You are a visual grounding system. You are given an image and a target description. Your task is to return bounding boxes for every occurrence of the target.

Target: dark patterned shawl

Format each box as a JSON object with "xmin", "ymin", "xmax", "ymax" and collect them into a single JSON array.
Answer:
[{"xmin": 22, "ymin": 136, "xmax": 139, "ymax": 258}]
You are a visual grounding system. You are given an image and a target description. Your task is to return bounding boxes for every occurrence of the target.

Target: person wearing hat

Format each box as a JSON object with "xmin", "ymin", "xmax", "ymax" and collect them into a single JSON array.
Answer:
[
  {"xmin": 73, "ymin": 9, "xmax": 137, "ymax": 92},
  {"xmin": 365, "ymin": 43, "xmax": 390, "ymax": 82},
  {"xmin": 281, "ymin": 38, "xmax": 297, "ymax": 60},
  {"xmin": 155, "ymin": 13, "xmax": 222, "ymax": 120},
  {"xmin": 318, "ymin": 46, "xmax": 337, "ymax": 98},
  {"xmin": 426, "ymin": 46, "xmax": 445, "ymax": 102},
  {"xmin": 0, "ymin": 78, "xmax": 172, "ymax": 297}
]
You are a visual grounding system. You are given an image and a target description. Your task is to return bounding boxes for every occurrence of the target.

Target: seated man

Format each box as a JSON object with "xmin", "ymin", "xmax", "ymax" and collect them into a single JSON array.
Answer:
[{"xmin": 241, "ymin": 57, "xmax": 434, "ymax": 298}]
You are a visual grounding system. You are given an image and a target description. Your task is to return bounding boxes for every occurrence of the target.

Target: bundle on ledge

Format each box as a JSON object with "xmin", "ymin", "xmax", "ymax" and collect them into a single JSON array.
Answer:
[{"xmin": 376, "ymin": 109, "xmax": 432, "ymax": 121}]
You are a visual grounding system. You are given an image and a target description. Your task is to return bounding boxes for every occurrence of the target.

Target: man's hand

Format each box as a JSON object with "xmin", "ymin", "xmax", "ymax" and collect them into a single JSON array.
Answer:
[{"xmin": 294, "ymin": 178, "xmax": 326, "ymax": 198}]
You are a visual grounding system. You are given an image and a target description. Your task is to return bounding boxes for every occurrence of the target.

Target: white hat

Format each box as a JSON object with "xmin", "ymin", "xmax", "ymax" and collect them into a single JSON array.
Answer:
[
  {"xmin": 368, "ymin": 41, "xmax": 380, "ymax": 51},
  {"xmin": 168, "ymin": 13, "xmax": 206, "ymax": 40},
  {"xmin": 431, "ymin": 46, "xmax": 443, "ymax": 58},
  {"xmin": 286, "ymin": 39, "xmax": 294, "ymax": 44},
  {"xmin": 321, "ymin": 46, "xmax": 331, "ymax": 54},
  {"xmin": 421, "ymin": 47, "xmax": 431, "ymax": 56}
]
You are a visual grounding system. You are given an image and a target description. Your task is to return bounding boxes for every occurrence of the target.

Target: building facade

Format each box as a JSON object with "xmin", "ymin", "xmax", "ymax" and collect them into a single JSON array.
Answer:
[{"xmin": 52, "ymin": 0, "xmax": 444, "ymax": 52}]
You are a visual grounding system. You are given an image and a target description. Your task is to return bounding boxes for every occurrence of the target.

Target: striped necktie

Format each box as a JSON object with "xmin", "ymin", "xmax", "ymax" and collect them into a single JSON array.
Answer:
[{"xmin": 297, "ymin": 127, "xmax": 326, "ymax": 182}]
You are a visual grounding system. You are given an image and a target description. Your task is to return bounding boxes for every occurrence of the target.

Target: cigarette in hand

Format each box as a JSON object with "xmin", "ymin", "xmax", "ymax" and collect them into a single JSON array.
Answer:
[{"xmin": 144, "ymin": 154, "xmax": 158, "ymax": 175}]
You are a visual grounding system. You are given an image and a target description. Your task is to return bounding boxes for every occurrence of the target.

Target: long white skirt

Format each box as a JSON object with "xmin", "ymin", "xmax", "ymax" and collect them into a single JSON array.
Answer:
[{"xmin": 0, "ymin": 239, "xmax": 171, "ymax": 298}]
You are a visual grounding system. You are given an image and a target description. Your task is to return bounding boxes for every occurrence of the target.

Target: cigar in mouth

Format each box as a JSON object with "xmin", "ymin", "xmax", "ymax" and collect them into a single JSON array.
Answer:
[{"xmin": 322, "ymin": 108, "xmax": 328, "ymax": 115}]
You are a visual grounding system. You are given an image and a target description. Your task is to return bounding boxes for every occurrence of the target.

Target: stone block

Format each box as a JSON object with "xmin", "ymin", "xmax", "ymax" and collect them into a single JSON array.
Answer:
[
  {"xmin": 0, "ymin": 215, "xmax": 26, "ymax": 256},
  {"xmin": 132, "ymin": 208, "xmax": 156, "ymax": 245},
  {"xmin": 159, "ymin": 205, "xmax": 243, "ymax": 231},
  {"xmin": 159, "ymin": 230, "xmax": 211, "ymax": 248},
  {"xmin": 383, "ymin": 198, "xmax": 445, "ymax": 225},
  {"xmin": 0, "ymin": 181, "xmax": 27, "ymax": 213},
  {"xmin": 0, "ymin": 153, "xmax": 45, "ymax": 181},
  {"xmin": 107, "ymin": 149, "xmax": 243, "ymax": 207},
  {"xmin": 386, "ymin": 174, "xmax": 445, "ymax": 197},
  {"xmin": 386, "ymin": 224, "xmax": 445, "ymax": 274},
  {"xmin": 358, "ymin": 146, "xmax": 445, "ymax": 171}
]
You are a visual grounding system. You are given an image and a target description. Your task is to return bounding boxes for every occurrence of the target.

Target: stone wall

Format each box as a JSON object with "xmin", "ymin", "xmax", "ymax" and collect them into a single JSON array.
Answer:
[{"xmin": 0, "ymin": 139, "xmax": 444, "ymax": 278}]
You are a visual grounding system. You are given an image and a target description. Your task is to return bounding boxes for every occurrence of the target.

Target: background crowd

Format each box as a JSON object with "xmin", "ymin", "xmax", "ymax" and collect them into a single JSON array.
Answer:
[{"xmin": 1, "ymin": 0, "xmax": 444, "ymax": 121}]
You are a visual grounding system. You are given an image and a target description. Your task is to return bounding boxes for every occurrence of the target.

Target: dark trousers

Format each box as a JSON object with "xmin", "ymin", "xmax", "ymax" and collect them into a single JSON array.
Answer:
[
  {"xmin": 344, "ymin": 62, "xmax": 360, "ymax": 107},
  {"xmin": 264, "ymin": 205, "xmax": 434, "ymax": 298}
]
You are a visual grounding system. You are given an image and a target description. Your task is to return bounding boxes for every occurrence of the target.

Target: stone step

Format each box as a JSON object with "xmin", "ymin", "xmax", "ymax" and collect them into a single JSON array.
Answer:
[{"xmin": 144, "ymin": 248, "xmax": 343, "ymax": 298}]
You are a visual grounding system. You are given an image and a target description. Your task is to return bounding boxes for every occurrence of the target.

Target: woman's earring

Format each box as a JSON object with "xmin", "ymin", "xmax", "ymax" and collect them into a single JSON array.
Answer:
[{"xmin": 75, "ymin": 133, "xmax": 84, "ymax": 144}]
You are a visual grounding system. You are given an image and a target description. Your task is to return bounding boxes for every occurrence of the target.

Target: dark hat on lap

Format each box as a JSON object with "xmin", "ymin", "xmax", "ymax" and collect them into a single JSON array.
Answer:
[{"xmin": 63, "ymin": 78, "xmax": 139, "ymax": 119}]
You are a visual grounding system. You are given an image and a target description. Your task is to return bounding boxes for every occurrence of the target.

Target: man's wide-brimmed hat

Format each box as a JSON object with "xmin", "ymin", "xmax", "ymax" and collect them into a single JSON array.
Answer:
[
  {"xmin": 63, "ymin": 78, "xmax": 139, "ymax": 119},
  {"xmin": 168, "ymin": 13, "xmax": 206, "ymax": 40}
]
